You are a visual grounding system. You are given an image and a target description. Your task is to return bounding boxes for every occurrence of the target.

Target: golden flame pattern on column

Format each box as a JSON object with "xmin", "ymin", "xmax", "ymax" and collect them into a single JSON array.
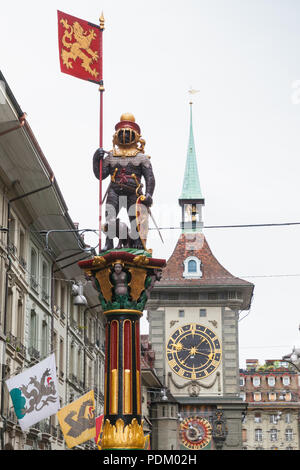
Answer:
[{"xmin": 101, "ymin": 418, "xmax": 145, "ymax": 449}]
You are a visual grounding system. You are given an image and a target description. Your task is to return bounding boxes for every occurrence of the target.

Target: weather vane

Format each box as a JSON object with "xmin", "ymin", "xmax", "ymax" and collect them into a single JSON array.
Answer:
[{"xmin": 188, "ymin": 86, "xmax": 200, "ymax": 104}]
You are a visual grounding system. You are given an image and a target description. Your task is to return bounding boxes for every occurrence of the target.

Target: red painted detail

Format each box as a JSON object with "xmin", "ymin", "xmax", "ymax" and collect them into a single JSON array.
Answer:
[
  {"xmin": 124, "ymin": 320, "xmax": 132, "ymax": 370},
  {"xmin": 135, "ymin": 321, "xmax": 141, "ymax": 372},
  {"xmin": 110, "ymin": 320, "xmax": 118, "ymax": 370}
]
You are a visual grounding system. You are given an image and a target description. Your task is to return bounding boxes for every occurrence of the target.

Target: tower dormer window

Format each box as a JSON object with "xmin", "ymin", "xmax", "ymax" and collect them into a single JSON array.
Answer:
[
  {"xmin": 188, "ymin": 259, "xmax": 197, "ymax": 272},
  {"xmin": 183, "ymin": 256, "xmax": 202, "ymax": 279}
]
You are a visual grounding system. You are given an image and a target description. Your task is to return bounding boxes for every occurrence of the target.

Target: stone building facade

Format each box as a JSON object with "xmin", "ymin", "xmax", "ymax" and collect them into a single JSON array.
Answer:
[
  {"xmin": 240, "ymin": 359, "xmax": 300, "ymax": 450},
  {"xmin": 0, "ymin": 70, "xmax": 105, "ymax": 450}
]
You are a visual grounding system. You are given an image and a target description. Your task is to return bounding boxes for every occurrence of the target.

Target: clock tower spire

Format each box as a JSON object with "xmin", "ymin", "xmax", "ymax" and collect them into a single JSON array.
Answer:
[
  {"xmin": 147, "ymin": 96, "xmax": 254, "ymax": 451},
  {"xmin": 179, "ymin": 102, "xmax": 205, "ymax": 232}
]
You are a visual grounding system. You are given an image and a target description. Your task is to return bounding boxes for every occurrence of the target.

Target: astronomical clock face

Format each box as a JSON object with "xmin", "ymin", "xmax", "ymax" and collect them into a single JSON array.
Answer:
[
  {"xmin": 166, "ymin": 323, "xmax": 222, "ymax": 379},
  {"xmin": 180, "ymin": 417, "xmax": 212, "ymax": 450}
]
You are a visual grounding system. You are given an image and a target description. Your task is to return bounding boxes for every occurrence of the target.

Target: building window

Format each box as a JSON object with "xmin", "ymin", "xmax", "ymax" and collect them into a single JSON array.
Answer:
[
  {"xmin": 285, "ymin": 429, "xmax": 293, "ymax": 441},
  {"xmin": 19, "ymin": 228, "xmax": 26, "ymax": 267},
  {"xmin": 42, "ymin": 261, "xmax": 49, "ymax": 303},
  {"xmin": 240, "ymin": 376, "xmax": 245, "ymax": 386},
  {"xmin": 59, "ymin": 338, "xmax": 64, "ymax": 376},
  {"xmin": 5, "ymin": 289, "xmax": 13, "ymax": 333},
  {"xmin": 282, "ymin": 376, "xmax": 290, "ymax": 386},
  {"xmin": 61, "ymin": 284, "xmax": 66, "ymax": 314},
  {"xmin": 77, "ymin": 349, "xmax": 82, "ymax": 382},
  {"xmin": 17, "ymin": 299, "xmax": 23, "ymax": 342},
  {"xmin": 178, "ymin": 310, "xmax": 185, "ymax": 318},
  {"xmin": 253, "ymin": 376, "xmax": 260, "ymax": 387},
  {"xmin": 30, "ymin": 248, "xmax": 38, "ymax": 291},
  {"xmin": 269, "ymin": 392, "xmax": 276, "ymax": 401},
  {"xmin": 53, "ymin": 331, "xmax": 57, "ymax": 364},
  {"xmin": 41, "ymin": 320, "xmax": 48, "ymax": 358},
  {"xmin": 285, "ymin": 413, "xmax": 291, "ymax": 424},
  {"xmin": 199, "ymin": 308, "xmax": 206, "ymax": 317},
  {"xmin": 270, "ymin": 414, "xmax": 279, "ymax": 424},
  {"xmin": 188, "ymin": 260, "xmax": 197, "ymax": 272},
  {"xmin": 253, "ymin": 392, "xmax": 261, "ymax": 401},
  {"xmin": 255, "ymin": 429, "xmax": 263, "ymax": 442},
  {"xmin": 267, "ymin": 376, "xmax": 275, "ymax": 387},
  {"xmin": 183, "ymin": 256, "xmax": 202, "ymax": 279},
  {"xmin": 270, "ymin": 429, "xmax": 278, "ymax": 441},
  {"xmin": 285, "ymin": 392, "xmax": 292, "ymax": 401},
  {"xmin": 240, "ymin": 392, "xmax": 246, "ymax": 401},
  {"xmin": 254, "ymin": 413, "xmax": 262, "ymax": 423},
  {"xmin": 30, "ymin": 310, "xmax": 37, "ymax": 349}
]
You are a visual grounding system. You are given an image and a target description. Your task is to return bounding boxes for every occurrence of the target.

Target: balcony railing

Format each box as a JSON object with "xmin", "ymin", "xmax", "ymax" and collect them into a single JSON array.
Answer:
[
  {"xmin": 19, "ymin": 257, "xmax": 27, "ymax": 269},
  {"xmin": 30, "ymin": 278, "xmax": 39, "ymax": 292},
  {"xmin": 84, "ymin": 336, "xmax": 94, "ymax": 347},
  {"xmin": 42, "ymin": 290, "xmax": 50, "ymax": 304},
  {"xmin": 39, "ymin": 421, "xmax": 51, "ymax": 434},
  {"xmin": 28, "ymin": 346, "xmax": 40, "ymax": 361},
  {"xmin": 51, "ymin": 425, "xmax": 58, "ymax": 438},
  {"xmin": 8, "ymin": 243, "xmax": 17, "ymax": 256},
  {"xmin": 6, "ymin": 333, "xmax": 26, "ymax": 356}
]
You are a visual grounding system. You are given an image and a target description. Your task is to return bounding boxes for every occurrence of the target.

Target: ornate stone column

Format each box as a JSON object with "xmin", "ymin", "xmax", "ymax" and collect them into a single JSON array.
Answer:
[{"xmin": 79, "ymin": 249, "xmax": 165, "ymax": 449}]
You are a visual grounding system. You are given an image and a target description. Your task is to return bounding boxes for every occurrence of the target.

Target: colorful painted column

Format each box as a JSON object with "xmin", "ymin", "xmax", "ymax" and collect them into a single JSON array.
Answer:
[{"xmin": 78, "ymin": 249, "xmax": 165, "ymax": 449}]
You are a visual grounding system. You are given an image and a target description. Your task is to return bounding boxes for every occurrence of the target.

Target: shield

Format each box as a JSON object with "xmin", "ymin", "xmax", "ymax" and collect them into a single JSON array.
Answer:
[{"xmin": 135, "ymin": 196, "xmax": 149, "ymax": 251}]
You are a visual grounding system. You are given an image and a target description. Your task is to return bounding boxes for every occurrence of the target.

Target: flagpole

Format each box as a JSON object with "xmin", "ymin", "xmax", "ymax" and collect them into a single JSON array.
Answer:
[{"xmin": 99, "ymin": 12, "xmax": 105, "ymax": 252}]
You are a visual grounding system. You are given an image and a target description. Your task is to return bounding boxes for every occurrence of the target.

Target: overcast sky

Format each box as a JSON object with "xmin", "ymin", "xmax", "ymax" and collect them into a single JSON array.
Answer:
[{"xmin": 1, "ymin": 0, "xmax": 300, "ymax": 368}]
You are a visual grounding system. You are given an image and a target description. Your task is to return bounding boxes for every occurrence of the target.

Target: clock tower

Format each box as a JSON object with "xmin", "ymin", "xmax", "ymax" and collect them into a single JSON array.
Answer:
[{"xmin": 147, "ymin": 103, "xmax": 254, "ymax": 450}]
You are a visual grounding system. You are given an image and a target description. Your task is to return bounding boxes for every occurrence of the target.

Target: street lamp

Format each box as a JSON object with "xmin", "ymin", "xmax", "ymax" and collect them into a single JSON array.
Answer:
[{"xmin": 71, "ymin": 281, "xmax": 87, "ymax": 306}]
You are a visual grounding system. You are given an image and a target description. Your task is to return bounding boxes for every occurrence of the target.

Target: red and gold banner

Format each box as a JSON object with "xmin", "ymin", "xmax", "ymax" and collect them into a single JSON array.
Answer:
[
  {"xmin": 57, "ymin": 10, "xmax": 102, "ymax": 84},
  {"xmin": 95, "ymin": 414, "xmax": 104, "ymax": 449}
]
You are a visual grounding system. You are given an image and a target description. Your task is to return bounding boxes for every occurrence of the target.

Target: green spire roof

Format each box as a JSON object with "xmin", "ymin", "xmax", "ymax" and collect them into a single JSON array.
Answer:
[{"xmin": 179, "ymin": 103, "xmax": 203, "ymax": 200}]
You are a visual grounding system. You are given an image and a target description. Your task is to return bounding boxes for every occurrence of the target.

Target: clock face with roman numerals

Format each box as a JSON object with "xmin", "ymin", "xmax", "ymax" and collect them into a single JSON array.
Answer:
[{"xmin": 166, "ymin": 323, "xmax": 222, "ymax": 379}]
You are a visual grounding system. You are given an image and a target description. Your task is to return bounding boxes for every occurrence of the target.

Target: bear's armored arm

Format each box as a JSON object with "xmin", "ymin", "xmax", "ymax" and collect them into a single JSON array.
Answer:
[
  {"xmin": 93, "ymin": 148, "xmax": 111, "ymax": 181},
  {"xmin": 141, "ymin": 161, "xmax": 155, "ymax": 207}
]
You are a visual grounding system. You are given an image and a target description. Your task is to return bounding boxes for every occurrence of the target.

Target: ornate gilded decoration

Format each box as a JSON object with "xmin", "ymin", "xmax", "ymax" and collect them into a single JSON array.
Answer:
[
  {"xmin": 111, "ymin": 113, "xmax": 145, "ymax": 157},
  {"xmin": 133, "ymin": 255, "xmax": 150, "ymax": 266},
  {"xmin": 99, "ymin": 12, "xmax": 105, "ymax": 30},
  {"xmin": 94, "ymin": 268, "xmax": 113, "ymax": 302},
  {"xmin": 92, "ymin": 256, "xmax": 106, "ymax": 267},
  {"xmin": 123, "ymin": 370, "xmax": 132, "ymax": 414},
  {"xmin": 103, "ymin": 309, "xmax": 143, "ymax": 316},
  {"xmin": 128, "ymin": 267, "xmax": 147, "ymax": 301},
  {"xmin": 110, "ymin": 369, "xmax": 118, "ymax": 414},
  {"xmin": 101, "ymin": 418, "xmax": 145, "ymax": 449},
  {"xmin": 60, "ymin": 18, "xmax": 100, "ymax": 78}
]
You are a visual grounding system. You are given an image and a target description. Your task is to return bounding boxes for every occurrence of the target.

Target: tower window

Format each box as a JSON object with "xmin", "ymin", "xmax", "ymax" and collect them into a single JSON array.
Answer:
[
  {"xmin": 183, "ymin": 256, "xmax": 202, "ymax": 279},
  {"xmin": 199, "ymin": 309, "xmax": 206, "ymax": 317},
  {"xmin": 188, "ymin": 260, "xmax": 197, "ymax": 273},
  {"xmin": 178, "ymin": 310, "xmax": 185, "ymax": 318}
]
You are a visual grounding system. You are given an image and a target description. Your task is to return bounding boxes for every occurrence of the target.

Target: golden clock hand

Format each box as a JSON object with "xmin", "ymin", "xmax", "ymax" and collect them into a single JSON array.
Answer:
[
  {"xmin": 195, "ymin": 351, "xmax": 213, "ymax": 360},
  {"xmin": 182, "ymin": 351, "xmax": 193, "ymax": 363},
  {"xmin": 194, "ymin": 337, "xmax": 205, "ymax": 349},
  {"xmin": 169, "ymin": 342, "xmax": 190, "ymax": 352}
]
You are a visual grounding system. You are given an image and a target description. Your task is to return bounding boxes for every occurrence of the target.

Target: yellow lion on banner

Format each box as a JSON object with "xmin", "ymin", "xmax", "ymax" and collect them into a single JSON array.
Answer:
[{"xmin": 60, "ymin": 18, "xmax": 99, "ymax": 78}]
